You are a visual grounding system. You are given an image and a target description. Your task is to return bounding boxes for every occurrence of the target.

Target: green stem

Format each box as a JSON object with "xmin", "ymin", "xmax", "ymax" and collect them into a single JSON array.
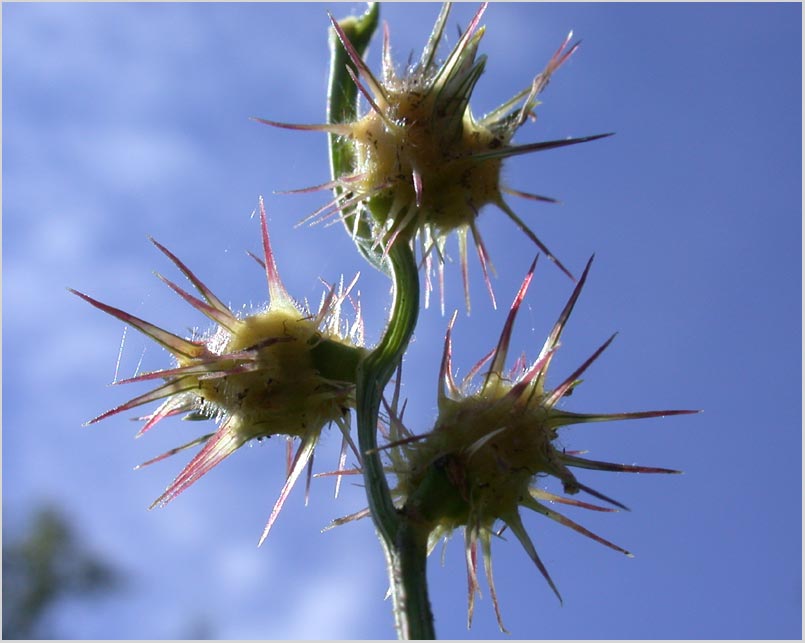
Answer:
[
  {"xmin": 354, "ymin": 244, "xmax": 416, "ymax": 542},
  {"xmin": 356, "ymin": 242, "xmax": 434, "ymax": 639},
  {"xmin": 326, "ymin": 6, "xmax": 435, "ymax": 637}
]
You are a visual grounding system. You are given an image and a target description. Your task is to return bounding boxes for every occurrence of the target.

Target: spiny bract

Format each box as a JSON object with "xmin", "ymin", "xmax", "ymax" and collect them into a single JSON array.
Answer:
[
  {"xmin": 374, "ymin": 256, "xmax": 697, "ymax": 631},
  {"xmin": 257, "ymin": 3, "xmax": 612, "ymax": 311},
  {"xmin": 71, "ymin": 198, "xmax": 367, "ymax": 544}
]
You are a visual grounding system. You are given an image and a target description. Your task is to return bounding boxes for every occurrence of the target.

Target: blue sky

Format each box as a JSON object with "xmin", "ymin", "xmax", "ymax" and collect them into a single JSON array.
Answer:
[{"xmin": 3, "ymin": 2, "xmax": 801, "ymax": 639}]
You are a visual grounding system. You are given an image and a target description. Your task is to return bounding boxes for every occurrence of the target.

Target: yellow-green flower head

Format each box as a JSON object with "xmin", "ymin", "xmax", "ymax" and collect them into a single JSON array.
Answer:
[
  {"xmin": 384, "ymin": 256, "xmax": 698, "ymax": 630},
  {"xmin": 257, "ymin": 3, "xmax": 612, "ymax": 310},
  {"xmin": 71, "ymin": 198, "xmax": 367, "ymax": 544}
]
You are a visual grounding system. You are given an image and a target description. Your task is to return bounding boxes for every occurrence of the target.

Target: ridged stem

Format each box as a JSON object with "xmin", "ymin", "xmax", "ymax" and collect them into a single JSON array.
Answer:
[
  {"xmin": 356, "ymin": 242, "xmax": 433, "ymax": 639},
  {"xmin": 326, "ymin": 5, "xmax": 435, "ymax": 638}
]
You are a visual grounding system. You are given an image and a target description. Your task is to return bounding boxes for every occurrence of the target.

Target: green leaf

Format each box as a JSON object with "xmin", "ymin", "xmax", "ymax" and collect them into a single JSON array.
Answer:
[{"xmin": 326, "ymin": 3, "xmax": 387, "ymax": 274}]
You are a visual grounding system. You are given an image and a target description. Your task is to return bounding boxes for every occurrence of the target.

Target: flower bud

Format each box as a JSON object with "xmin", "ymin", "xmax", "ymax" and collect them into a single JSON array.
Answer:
[
  {"xmin": 385, "ymin": 256, "xmax": 697, "ymax": 630},
  {"xmin": 257, "ymin": 3, "xmax": 612, "ymax": 310},
  {"xmin": 71, "ymin": 198, "xmax": 366, "ymax": 543}
]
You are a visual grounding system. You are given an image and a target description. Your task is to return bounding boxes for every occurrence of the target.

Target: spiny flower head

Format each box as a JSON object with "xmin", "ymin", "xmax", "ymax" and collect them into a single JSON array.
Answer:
[
  {"xmin": 257, "ymin": 3, "xmax": 611, "ymax": 311},
  {"xmin": 71, "ymin": 198, "xmax": 367, "ymax": 544},
  {"xmin": 381, "ymin": 256, "xmax": 698, "ymax": 630}
]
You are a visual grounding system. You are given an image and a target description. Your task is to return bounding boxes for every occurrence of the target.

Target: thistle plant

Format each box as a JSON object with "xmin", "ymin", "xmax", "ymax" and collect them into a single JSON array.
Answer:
[
  {"xmin": 74, "ymin": 3, "xmax": 696, "ymax": 639},
  {"xmin": 257, "ymin": 2, "xmax": 611, "ymax": 310},
  {"xmin": 370, "ymin": 256, "xmax": 697, "ymax": 632},
  {"xmin": 71, "ymin": 199, "xmax": 366, "ymax": 543}
]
